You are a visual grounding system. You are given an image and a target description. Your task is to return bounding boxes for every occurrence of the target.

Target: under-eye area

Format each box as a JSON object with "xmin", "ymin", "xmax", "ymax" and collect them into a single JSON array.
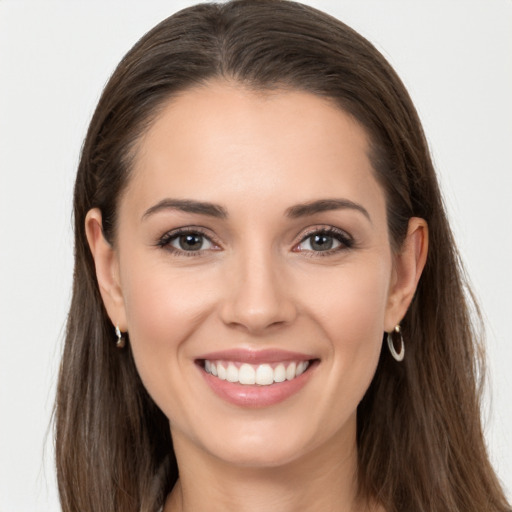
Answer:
[{"xmin": 197, "ymin": 359, "xmax": 319, "ymax": 386}]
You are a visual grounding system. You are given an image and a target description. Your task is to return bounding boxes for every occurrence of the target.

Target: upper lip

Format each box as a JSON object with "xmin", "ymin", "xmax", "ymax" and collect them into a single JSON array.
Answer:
[{"xmin": 196, "ymin": 348, "xmax": 316, "ymax": 364}]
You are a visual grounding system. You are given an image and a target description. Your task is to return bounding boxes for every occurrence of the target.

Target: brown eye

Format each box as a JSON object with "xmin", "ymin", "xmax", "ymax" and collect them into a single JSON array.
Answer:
[{"xmin": 170, "ymin": 232, "xmax": 213, "ymax": 251}]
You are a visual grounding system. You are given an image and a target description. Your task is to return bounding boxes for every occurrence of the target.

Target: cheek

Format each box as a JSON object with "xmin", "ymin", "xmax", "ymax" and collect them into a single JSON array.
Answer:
[
  {"xmin": 120, "ymin": 235, "xmax": 219, "ymax": 328},
  {"xmin": 296, "ymin": 258, "xmax": 391, "ymax": 430},
  {"xmin": 119, "ymin": 254, "xmax": 219, "ymax": 397},
  {"xmin": 304, "ymin": 256, "xmax": 391, "ymax": 341},
  {"xmin": 299, "ymin": 255, "xmax": 391, "ymax": 394}
]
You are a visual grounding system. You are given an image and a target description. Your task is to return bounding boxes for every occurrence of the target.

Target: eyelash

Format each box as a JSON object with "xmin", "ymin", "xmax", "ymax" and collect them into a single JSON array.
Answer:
[
  {"xmin": 294, "ymin": 227, "xmax": 354, "ymax": 257},
  {"xmin": 156, "ymin": 227, "xmax": 218, "ymax": 257},
  {"xmin": 156, "ymin": 226, "xmax": 354, "ymax": 257}
]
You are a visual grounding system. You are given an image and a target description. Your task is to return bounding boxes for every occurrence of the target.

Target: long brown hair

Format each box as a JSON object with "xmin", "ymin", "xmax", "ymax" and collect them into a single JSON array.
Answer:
[{"xmin": 55, "ymin": 1, "xmax": 511, "ymax": 511}]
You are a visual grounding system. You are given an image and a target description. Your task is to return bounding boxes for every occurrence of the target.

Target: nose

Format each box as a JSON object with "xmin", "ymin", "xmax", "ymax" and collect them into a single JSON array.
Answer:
[{"xmin": 219, "ymin": 249, "xmax": 297, "ymax": 334}]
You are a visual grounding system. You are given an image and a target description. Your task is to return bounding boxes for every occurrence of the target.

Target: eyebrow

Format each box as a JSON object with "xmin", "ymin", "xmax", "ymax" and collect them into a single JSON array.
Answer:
[
  {"xmin": 285, "ymin": 199, "xmax": 371, "ymax": 222},
  {"xmin": 141, "ymin": 197, "xmax": 371, "ymax": 222},
  {"xmin": 141, "ymin": 198, "xmax": 228, "ymax": 220}
]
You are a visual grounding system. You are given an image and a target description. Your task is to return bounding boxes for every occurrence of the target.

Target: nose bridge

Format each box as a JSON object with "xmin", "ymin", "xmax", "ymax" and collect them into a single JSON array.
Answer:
[{"xmin": 220, "ymin": 239, "xmax": 296, "ymax": 333}]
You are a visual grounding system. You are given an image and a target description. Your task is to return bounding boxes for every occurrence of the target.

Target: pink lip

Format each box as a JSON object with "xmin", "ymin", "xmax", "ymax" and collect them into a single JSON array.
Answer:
[
  {"xmin": 195, "ymin": 348, "xmax": 314, "ymax": 364},
  {"xmin": 195, "ymin": 350, "xmax": 318, "ymax": 408}
]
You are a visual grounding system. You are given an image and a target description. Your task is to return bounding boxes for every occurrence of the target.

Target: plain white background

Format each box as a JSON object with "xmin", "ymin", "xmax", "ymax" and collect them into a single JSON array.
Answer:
[{"xmin": 0, "ymin": 1, "xmax": 510, "ymax": 510}]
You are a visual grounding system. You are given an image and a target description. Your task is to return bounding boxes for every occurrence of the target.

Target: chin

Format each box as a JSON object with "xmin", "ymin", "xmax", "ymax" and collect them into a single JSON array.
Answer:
[
  {"xmin": 192, "ymin": 414, "xmax": 345, "ymax": 470},
  {"xmin": 209, "ymin": 439, "xmax": 310, "ymax": 469}
]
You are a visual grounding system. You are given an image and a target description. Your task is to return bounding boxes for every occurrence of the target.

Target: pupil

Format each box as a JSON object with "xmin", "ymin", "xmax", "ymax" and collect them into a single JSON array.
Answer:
[
  {"xmin": 311, "ymin": 234, "xmax": 333, "ymax": 251},
  {"xmin": 179, "ymin": 234, "xmax": 202, "ymax": 251}
]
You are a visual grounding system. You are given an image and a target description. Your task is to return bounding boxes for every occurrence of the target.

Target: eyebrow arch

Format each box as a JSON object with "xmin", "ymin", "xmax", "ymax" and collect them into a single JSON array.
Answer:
[
  {"xmin": 285, "ymin": 199, "xmax": 371, "ymax": 222},
  {"xmin": 142, "ymin": 198, "xmax": 228, "ymax": 220}
]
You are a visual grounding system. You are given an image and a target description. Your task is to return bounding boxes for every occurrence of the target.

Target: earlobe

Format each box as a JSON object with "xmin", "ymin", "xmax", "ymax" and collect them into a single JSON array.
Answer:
[
  {"xmin": 85, "ymin": 208, "xmax": 127, "ymax": 330},
  {"xmin": 384, "ymin": 217, "xmax": 428, "ymax": 331}
]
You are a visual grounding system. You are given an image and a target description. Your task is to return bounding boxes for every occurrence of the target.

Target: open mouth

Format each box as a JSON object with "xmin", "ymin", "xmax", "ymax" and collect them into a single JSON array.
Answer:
[{"xmin": 198, "ymin": 359, "xmax": 316, "ymax": 386}]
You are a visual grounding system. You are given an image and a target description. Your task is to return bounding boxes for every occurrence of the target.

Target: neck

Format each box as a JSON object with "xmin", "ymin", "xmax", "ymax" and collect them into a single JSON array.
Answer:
[{"xmin": 164, "ymin": 422, "xmax": 374, "ymax": 512}]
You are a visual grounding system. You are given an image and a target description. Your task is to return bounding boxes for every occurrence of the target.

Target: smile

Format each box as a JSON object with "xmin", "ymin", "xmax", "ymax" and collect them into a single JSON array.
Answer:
[
  {"xmin": 203, "ymin": 360, "xmax": 310, "ymax": 386},
  {"xmin": 196, "ymin": 349, "xmax": 317, "ymax": 407}
]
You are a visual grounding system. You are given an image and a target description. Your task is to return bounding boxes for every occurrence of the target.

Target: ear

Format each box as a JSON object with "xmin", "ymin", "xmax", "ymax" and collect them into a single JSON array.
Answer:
[
  {"xmin": 85, "ymin": 208, "xmax": 127, "ymax": 331},
  {"xmin": 384, "ymin": 217, "xmax": 428, "ymax": 331}
]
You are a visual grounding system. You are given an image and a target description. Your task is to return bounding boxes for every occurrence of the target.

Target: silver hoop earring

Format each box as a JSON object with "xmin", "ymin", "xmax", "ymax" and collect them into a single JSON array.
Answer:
[
  {"xmin": 115, "ymin": 325, "xmax": 126, "ymax": 349},
  {"xmin": 387, "ymin": 325, "xmax": 404, "ymax": 362}
]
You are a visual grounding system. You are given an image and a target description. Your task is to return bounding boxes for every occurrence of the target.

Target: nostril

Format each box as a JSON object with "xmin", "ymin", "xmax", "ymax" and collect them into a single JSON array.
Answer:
[
  {"xmin": 219, "ymin": 292, "xmax": 297, "ymax": 333},
  {"xmin": 218, "ymin": 260, "xmax": 297, "ymax": 328}
]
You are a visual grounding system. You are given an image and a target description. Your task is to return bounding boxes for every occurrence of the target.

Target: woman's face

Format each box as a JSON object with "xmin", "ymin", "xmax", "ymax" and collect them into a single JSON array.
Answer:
[{"xmin": 89, "ymin": 81, "xmax": 424, "ymax": 469}]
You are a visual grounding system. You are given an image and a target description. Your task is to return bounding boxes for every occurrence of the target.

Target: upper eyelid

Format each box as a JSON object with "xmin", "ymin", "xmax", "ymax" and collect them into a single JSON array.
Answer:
[
  {"xmin": 157, "ymin": 226, "xmax": 220, "ymax": 247},
  {"xmin": 296, "ymin": 225, "xmax": 352, "ymax": 242},
  {"xmin": 159, "ymin": 225, "xmax": 216, "ymax": 238}
]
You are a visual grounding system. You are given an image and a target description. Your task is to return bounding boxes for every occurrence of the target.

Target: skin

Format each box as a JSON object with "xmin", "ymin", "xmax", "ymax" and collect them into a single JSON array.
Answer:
[{"xmin": 86, "ymin": 81, "xmax": 428, "ymax": 512}]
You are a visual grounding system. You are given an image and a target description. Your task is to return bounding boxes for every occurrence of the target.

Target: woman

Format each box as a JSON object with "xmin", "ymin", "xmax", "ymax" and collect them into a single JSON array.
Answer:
[{"xmin": 54, "ymin": 1, "xmax": 511, "ymax": 511}]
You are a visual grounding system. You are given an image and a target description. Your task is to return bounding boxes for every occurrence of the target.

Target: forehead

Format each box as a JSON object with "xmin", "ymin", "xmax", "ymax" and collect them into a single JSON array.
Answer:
[{"xmin": 125, "ymin": 81, "xmax": 385, "ymax": 219}]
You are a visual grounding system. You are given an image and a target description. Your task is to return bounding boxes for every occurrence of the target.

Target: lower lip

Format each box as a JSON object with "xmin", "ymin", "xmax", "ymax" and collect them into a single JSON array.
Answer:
[{"xmin": 199, "ymin": 362, "xmax": 316, "ymax": 408}]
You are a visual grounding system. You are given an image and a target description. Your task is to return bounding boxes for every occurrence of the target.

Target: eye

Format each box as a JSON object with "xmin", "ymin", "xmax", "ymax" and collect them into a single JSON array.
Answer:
[
  {"xmin": 299, "ymin": 233, "xmax": 340, "ymax": 251},
  {"xmin": 170, "ymin": 232, "xmax": 213, "ymax": 252},
  {"xmin": 157, "ymin": 228, "xmax": 219, "ymax": 255},
  {"xmin": 294, "ymin": 228, "xmax": 353, "ymax": 254}
]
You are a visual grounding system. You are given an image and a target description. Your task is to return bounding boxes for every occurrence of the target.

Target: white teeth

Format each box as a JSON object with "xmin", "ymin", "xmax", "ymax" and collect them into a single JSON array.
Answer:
[
  {"xmin": 274, "ymin": 364, "xmax": 286, "ymax": 383},
  {"xmin": 239, "ymin": 363, "xmax": 256, "ymax": 385},
  {"xmin": 226, "ymin": 363, "xmax": 238, "ymax": 383},
  {"xmin": 296, "ymin": 361, "xmax": 307, "ymax": 376},
  {"xmin": 204, "ymin": 359, "xmax": 311, "ymax": 386},
  {"xmin": 217, "ymin": 364, "xmax": 227, "ymax": 380},
  {"xmin": 255, "ymin": 364, "xmax": 274, "ymax": 385},
  {"xmin": 286, "ymin": 362, "xmax": 296, "ymax": 381}
]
